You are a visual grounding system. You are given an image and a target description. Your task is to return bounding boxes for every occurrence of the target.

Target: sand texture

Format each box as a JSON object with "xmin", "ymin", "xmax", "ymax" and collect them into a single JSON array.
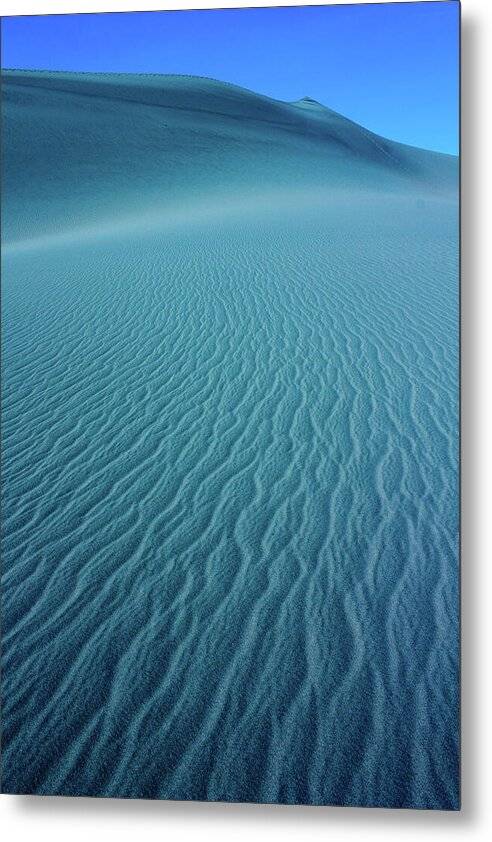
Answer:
[{"xmin": 1, "ymin": 71, "xmax": 459, "ymax": 808}]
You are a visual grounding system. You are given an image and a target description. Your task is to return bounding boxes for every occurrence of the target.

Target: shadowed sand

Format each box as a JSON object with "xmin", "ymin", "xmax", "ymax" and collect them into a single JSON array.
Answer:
[{"xmin": 1, "ymin": 71, "xmax": 459, "ymax": 808}]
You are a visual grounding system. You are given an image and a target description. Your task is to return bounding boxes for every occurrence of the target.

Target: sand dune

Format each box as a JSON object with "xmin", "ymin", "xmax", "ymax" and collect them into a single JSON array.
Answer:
[{"xmin": 1, "ymin": 71, "xmax": 459, "ymax": 808}]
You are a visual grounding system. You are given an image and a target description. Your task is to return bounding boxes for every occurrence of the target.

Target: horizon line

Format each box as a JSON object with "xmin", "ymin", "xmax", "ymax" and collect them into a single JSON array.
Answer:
[{"xmin": 1, "ymin": 66, "xmax": 458, "ymax": 158}]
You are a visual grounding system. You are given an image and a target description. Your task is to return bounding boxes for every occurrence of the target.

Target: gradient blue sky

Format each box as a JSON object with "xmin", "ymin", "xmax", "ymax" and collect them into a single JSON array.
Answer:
[{"xmin": 1, "ymin": 2, "xmax": 459, "ymax": 153}]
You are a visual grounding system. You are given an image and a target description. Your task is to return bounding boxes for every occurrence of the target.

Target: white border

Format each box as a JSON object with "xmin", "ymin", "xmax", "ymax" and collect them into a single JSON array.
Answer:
[{"xmin": 0, "ymin": 0, "xmax": 453, "ymax": 17}]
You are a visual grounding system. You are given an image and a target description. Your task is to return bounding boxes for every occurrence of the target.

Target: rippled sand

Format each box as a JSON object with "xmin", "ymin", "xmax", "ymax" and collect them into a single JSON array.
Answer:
[{"xmin": 1, "ymin": 72, "xmax": 459, "ymax": 808}]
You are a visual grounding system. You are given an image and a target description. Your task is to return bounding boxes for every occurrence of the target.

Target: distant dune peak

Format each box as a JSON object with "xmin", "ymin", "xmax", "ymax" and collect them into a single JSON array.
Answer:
[
  {"xmin": 298, "ymin": 96, "xmax": 323, "ymax": 105},
  {"xmin": 2, "ymin": 67, "xmax": 458, "ymax": 248}
]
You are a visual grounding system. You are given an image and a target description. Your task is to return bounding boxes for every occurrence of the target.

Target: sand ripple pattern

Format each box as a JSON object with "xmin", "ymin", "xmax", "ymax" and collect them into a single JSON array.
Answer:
[{"xmin": 1, "ymin": 72, "xmax": 459, "ymax": 808}]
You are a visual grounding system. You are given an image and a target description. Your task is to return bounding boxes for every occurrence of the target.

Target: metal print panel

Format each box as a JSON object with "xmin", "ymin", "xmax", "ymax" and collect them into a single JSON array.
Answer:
[{"xmin": 1, "ymin": 2, "xmax": 460, "ymax": 809}]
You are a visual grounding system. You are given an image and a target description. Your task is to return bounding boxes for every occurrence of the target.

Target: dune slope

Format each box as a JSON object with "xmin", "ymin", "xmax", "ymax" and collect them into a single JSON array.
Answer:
[{"xmin": 1, "ymin": 71, "xmax": 459, "ymax": 808}]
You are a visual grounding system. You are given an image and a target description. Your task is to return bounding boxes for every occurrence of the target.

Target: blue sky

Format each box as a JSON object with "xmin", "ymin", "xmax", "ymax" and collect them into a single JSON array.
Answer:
[{"xmin": 1, "ymin": 2, "xmax": 459, "ymax": 154}]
